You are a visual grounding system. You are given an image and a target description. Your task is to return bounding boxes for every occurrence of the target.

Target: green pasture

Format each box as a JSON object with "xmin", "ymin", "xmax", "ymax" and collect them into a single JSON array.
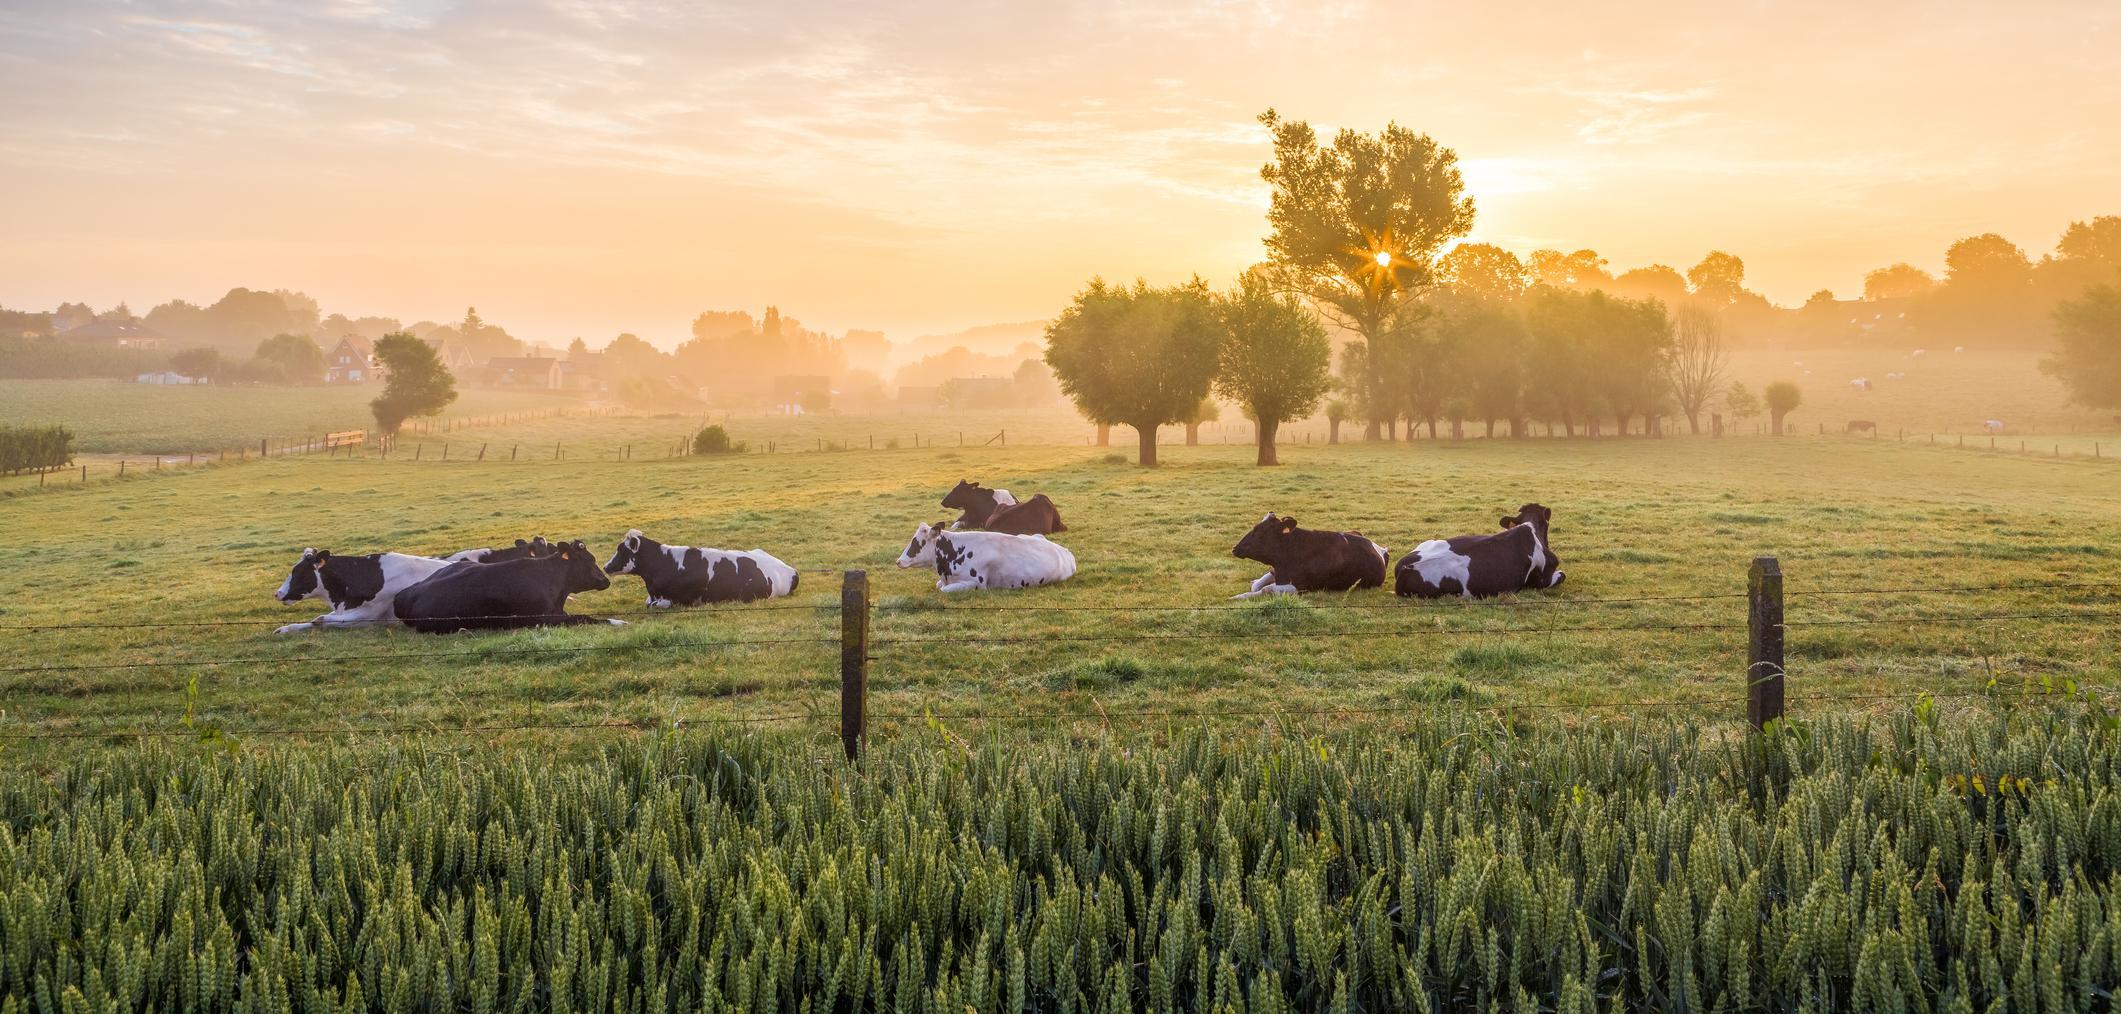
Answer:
[{"xmin": 2, "ymin": 421, "xmax": 2116, "ymax": 766}]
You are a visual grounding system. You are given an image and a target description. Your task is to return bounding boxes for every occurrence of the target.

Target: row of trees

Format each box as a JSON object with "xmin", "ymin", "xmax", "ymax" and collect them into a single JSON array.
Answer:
[
  {"xmin": 0, "ymin": 424, "xmax": 73, "ymax": 476},
  {"xmin": 1045, "ymin": 272, "xmax": 1330, "ymax": 467},
  {"xmin": 1044, "ymin": 111, "xmax": 1836, "ymax": 464}
]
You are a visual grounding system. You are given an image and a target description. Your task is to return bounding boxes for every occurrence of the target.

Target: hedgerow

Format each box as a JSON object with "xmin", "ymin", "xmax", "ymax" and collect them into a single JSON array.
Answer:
[{"xmin": 4, "ymin": 709, "xmax": 2119, "ymax": 1011}]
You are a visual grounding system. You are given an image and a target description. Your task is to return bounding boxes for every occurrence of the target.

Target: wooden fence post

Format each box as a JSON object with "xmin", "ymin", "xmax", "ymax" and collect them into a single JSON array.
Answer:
[
  {"xmin": 414, "ymin": 444, "xmax": 422, "ymax": 461},
  {"xmin": 841, "ymin": 570, "xmax": 870, "ymax": 761},
  {"xmin": 80, "ymin": 465, "xmax": 87, "ymax": 482},
  {"xmin": 1748, "ymin": 556, "xmax": 1786, "ymax": 731},
  {"xmin": 478, "ymin": 443, "xmax": 487, "ymax": 461}
]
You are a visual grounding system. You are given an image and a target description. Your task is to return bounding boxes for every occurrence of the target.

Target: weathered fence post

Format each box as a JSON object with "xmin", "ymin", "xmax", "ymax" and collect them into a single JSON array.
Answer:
[
  {"xmin": 118, "ymin": 460, "xmax": 126, "ymax": 477},
  {"xmin": 414, "ymin": 443, "xmax": 422, "ymax": 461},
  {"xmin": 260, "ymin": 438, "xmax": 268, "ymax": 457},
  {"xmin": 841, "ymin": 570, "xmax": 870, "ymax": 761},
  {"xmin": 477, "ymin": 443, "xmax": 487, "ymax": 461},
  {"xmin": 1748, "ymin": 556, "xmax": 1786, "ymax": 731},
  {"xmin": 511, "ymin": 445, "xmax": 518, "ymax": 462}
]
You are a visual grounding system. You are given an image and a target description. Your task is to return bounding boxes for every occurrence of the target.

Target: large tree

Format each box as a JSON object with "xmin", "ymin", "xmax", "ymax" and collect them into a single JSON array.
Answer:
[
  {"xmin": 1043, "ymin": 278, "xmax": 1221, "ymax": 467},
  {"xmin": 1215, "ymin": 271, "xmax": 1331, "ymax": 465},
  {"xmin": 1668, "ymin": 303, "xmax": 1729, "ymax": 434},
  {"xmin": 252, "ymin": 333, "xmax": 324, "ymax": 385},
  {"xmin": 1863, "ymin": 263, "xmax": 1937, "ymax": 301},
  {"xmin": 2041, "ymin": 284, "xmax": 2121, "ymax": 411},
  {"xmin": 1438, "ymin": 243, "xmax": 1529, "ymax": 303},
  {"xmin": 369, "ymin": 333, "xmax": 458, "ymax": 435},
  {"xmin": 1256, "ymin": 109, "xmax": 1474, "ymax": 440},
  {"xmin": 1764, "ymin": 381, "xmax": 1802, "ymax": 436},
  {"xmin": 1686, "ymin": 251, "xmax": 1748, "ymax": 306}
]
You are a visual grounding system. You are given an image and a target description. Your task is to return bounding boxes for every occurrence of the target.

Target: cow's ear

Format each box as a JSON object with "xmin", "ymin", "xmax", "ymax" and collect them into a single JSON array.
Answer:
[
  {"xmin": 560, "ymin": 549, "xmax": 571, "ymax": 560},
  {"xmin": 314, "ymin": 550, "xmax": 330, "ymax": 564},
  {"xmin": 1280, "ymin": 519, "xmax": 1296, "ymax": 533},
  {"xmin": 1500, "ymin": 516, "xmax": 1517, "ymax": 528},
  {"xmin": 515, "ymin": 538, "xmax": 529, "ymax": 547}
]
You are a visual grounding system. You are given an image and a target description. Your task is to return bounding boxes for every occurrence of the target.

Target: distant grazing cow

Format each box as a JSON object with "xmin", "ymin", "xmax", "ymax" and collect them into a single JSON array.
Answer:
[
  {"xmin": 1985, "ymin": 419, "xmax": 2006, "ymax": 433},
  {"xmin": 1229, "ymin": 513, "xmax": 1387, "ymax": 599},
  {"xmin": 1912, "ymin": 348, "xmax": 1928, "ymax": 357},
  {"xmin": 1885, "ymin": 372, "xmax": 1906, "ymax": 381},
  {"xmin": 1850, "ymin": 378, "xmax": 1871, "ymax": 391},
  {"xmin": 897, "ymin": 522, "xmax": 1075, "ymax": 591},
  {"xmin": 1394, "ymin": 504, "xmax": 1565, "ymax": 599},
  {"xmin": 393, "ymin": 540, "xmax": 617, "ymax": 632},
  {"xmin": 943, "ymin": 480, "xmax": 1017, "ymax": 529},
  {"xmin": 601, "ymin": 530, "xmax": 798, "ymax": 607},
  {"xmin": 1847, "ymin": 420, "xmax": 1877, "ymax": 434},
  {"xmin": 984, "ymin": 493, "xmax": 1068, "ymax": 536}
]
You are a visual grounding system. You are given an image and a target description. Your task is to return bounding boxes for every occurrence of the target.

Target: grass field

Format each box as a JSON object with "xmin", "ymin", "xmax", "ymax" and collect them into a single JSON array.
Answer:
[
  {"xmin": 3, "ymin": 412, "xmax": 2116, "ymax": 766},
  {"xmin": 0, "ymin": 378, "xmax": 575, "ymax": 454}
]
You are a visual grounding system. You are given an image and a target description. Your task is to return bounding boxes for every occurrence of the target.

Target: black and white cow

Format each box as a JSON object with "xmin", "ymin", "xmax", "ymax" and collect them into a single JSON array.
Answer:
[
  {"xmin": 943, "ymin": 480, "xmax": 1017, "ymax": 530},
  {"xmin": 1230, "ymin": 514, "xmax": 1388, "ymax": 598},
  {"xmin": 274, "ymin": 550, "xmax": 456, "ymax": 633},
  {"xmin": 1393, "ymin": 503, "xmax": 1565, "ymax": 599},
  {"xmin": 601, "ymin": 530, "xmax": 799, "ymax": 607},
  {"xmin": 393, "ymin": 540, "xmax": 618, "ymax": 632},
  {"xmin": 897, "ymin": 522, "xmax": 1075, "ymax": 592},
  {"xmin": 273, "ymin": 539, "xmax": 554, "ymax": 633}
]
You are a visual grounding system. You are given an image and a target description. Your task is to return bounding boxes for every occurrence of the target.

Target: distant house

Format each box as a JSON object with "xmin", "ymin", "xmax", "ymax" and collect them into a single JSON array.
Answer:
[
  {"xmin": 325, "ymin": 335, "xmax": 380, "ymax": 383},
  {"xmin": 61, "ymin": 319, "xmax": 166, "ymax": 350},
  {"xmin": 484, "ymin": 356, "xmax": 564, "ymax": 390},
  {"xmin": 136, "ymin": 371, "xmax": 205, "ymax": 385},
  {"xmin": 896, "ymin": 385, "xmax": 943, "ymax": 410},
  {"xmin": 561, "ymin": 353, "xmax": 610, "ymax": 394},
  {"xmin": 422, "ymin": 337, "xmax": 478, "ymax": 375},
  {"xmin": 771, "ymin": 374, "xmax": 831, "ymax": 414}
]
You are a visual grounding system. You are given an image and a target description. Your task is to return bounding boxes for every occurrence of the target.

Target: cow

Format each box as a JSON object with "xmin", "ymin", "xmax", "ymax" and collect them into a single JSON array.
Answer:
[
  {"xmin": 601, "ymin": 530, "xmax": 799, "ymax": 607},
  {"xmin": 393, "ymin": 539, "xmax": 617, "ymax": 632},
  {"xmin": 275, "ymin": 550, "xmax": 456, "ymax": 633},
  {"xmin": 1229, "ymin": 514, "xmax": 1387, "ymax": 599},
  {"xmin": 1393, "ymin": 504, "xmax": 1565, "ymax": 600},
  {"xmin": 444, "ymin": 538, "xmax": 554, "ymax": 564},
  {"xmin": 897, "ymin": 522, "xmax": 1075, "ymax": 592},
  {"xmin": 1847, "ymin": 420, "xmax": 1877, "ymax": 434},
  {"xmin": 1885, "ymin": 372, "xmax": 1907, "ymax": 381},
  {"xmin": 272, "ymin": 538, "xmax": 557, "ymax": 632},
  {"xmin": 1984, "ymin": 419, "xmax": 2006, "ymax": 433},
  {"xmin": 1850, "ymin": 378, "xmax": 1871, "ymax": 391},
  {"xmin": 942, "ymin": 480, "xmax": 1017, "ymax": 529},
  {"xmin": 984, "ymin": 493, "xmax": 1068, "ymax": 536}
]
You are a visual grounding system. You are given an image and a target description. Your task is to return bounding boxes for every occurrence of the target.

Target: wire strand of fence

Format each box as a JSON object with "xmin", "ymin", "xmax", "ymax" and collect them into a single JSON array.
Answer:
[
  {"xmin": 0, "ymin": 603, "xmax": 845, "ymax": 632},
  {"xmin": 0, "ymin": 635, "xmax": 839, "ymax": 676},
  {"xmin": 1786, "ymin": 581, "xmax": 2121, "ymax": 597},
  {"xmin": 0, "ymin": 712, "xmax": 817, "ymax": 741}
]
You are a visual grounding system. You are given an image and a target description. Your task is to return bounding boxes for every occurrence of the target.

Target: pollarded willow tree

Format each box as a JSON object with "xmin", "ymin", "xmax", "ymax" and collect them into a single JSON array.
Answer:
[
  {"xmin": 1668, "ymin": 302, "xmax": 1730, "ymax": 434},
  {"xmin": 1256, "ymin": 109, "xmax": 1475, "ymax": 441},
  {"xmin": 1216, "ymin": 270, "xmax": 1332, "ymax": 466},
  {"xmin": 370, "ymin": 332, "xmax": 458, "ymax": 435},
  {"xmin": 1043, "ymin": 278, "xmax": 1221, "ymax": 467}
]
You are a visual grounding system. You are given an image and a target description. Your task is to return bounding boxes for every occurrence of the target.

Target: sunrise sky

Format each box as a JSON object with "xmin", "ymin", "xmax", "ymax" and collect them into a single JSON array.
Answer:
[{"xmin": 2, "ymin": 0, "xmax": 2116, "ymax": 346}]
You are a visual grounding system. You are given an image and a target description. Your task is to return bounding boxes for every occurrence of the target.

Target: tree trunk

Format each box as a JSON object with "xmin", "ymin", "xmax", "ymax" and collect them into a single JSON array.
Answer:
[
  {"xmin": 1450, "ymin": 418, "xmax": 1463, "ymax": 440},
  {"xmin": 1687, "ymin": 411, "xmax": 1701, "ymax": 435},
  {"xmin": 1256, "ymin": 418, "xmax": 1280, "ymax": 466},
  {"xmin": 1485, "ymin": 419, "xmax": 1496, "ymax": 439},
  {"xmin": 1096, "ymin": 423, "xmax": 1110, "ymax": 446},
  {"xmin": 1771, "ymin": 410, "xmax": 1787, "ymax": 436},
  {"xmin": 1328, "ymin": 420, "xmax": 1340, "ymax": 444},
  {"xmin": 1185, "ymin": 421, "xmax": 1199, "ymax": 446},
  {"xmin": 1136, "ymin": 425, "xmax": 1158, "ymax": 466}
]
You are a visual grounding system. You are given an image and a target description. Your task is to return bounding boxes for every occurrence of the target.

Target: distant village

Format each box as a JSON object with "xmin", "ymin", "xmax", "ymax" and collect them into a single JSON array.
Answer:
[{"xmin": 3, "ymin": 293, "xmax": 1062, "ymax": 415}]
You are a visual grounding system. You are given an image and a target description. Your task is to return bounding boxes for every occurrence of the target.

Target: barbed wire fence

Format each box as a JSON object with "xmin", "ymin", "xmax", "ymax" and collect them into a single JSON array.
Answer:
[{"xmin": 2, "ymin": 559, "xmax": 2116, "ymax": 749}]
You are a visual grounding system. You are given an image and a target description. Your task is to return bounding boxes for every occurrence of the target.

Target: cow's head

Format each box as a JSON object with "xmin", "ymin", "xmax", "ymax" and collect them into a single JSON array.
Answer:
[
  {"xmin": 1232, "ymin": 513, "xmax": 1297, "ymax": 563},
  {"xmin": 941, "ymin": 480, "xmax": 987, "ymax": 511},
  {"xmin": 1500, "ymin": 504, "xmax": 1553, "ymax": 542},
  {"xmin": 897, "ymin": 522, "xmax": 945, "ymax": 568},
  {"xmin": 603, "ymin": 529, "xmax": 662, "ymax": 575},
  {"xmin": 487, "ymin": 537, "xmax": 555, "ymax": 563},
  {"xmin": 556, "ymin": 540, "xmax": 611, "ymax": 592},
  {"xmin": 276, "ymin": 548, "xmax": 327, "ymax": 603}
]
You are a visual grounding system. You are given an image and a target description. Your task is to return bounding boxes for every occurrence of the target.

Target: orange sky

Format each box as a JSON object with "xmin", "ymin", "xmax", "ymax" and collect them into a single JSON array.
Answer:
[{"xmin": 2, "ymin": 0, "xmax": 2116, "ymax": 346}]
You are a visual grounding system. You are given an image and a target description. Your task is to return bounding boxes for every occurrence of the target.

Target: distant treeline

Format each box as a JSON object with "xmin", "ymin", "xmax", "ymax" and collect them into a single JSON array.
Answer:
[{"xmin": 0, "ymin": 424, "xmax": 73, "ymax": 475}]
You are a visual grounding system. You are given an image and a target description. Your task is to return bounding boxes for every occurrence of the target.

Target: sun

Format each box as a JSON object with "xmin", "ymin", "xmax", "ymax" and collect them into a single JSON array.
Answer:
[{"xmin": 1374, "ymin": 250, "xmax": 1392, "ymax": 267}]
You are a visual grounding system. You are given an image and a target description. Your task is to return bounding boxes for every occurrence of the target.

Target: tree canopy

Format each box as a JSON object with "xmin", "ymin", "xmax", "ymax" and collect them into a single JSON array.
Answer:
[
  {"xmin": 369, "ymin": 333, "xmax": 458, "ymax": 435},
  {"xmin": 1043, "ymin": 278, "xmax": 1221, "ymax": 467},
  {"xmin": 2041, "ymin": 284, "xmax": 2121, "ymax": 411},
  {"xmin": 1256, "ymin": 108, "xmax": 1473, "ymax": 439},
  {"xmin": 1215, "ymin": 270, "xmax": 1331, "ymax": 465}
]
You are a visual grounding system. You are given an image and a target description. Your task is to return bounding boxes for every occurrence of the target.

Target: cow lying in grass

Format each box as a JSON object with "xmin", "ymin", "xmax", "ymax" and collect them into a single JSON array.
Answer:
[
  {"xmin": 273, "ymin": 538, "xmax": 551, "ymax": 633},
  {"xmin": 1394, "ymin": 503, "xmax": 1565, "ymax": 599},
  {"xmin": 985, "ymin": 493, "xmax": 1068, "ymax": 536},
  {"xmin": 394, "ymin": 539, "xmax": 618, "ymax": 632},
  {"xmin": 1229, "ymin": 513, "xmax": 1388, "ymax": 599},
  {"xmin": 897, "ymin": 522, "xmax": 1075, "ymax": 592},
  {"xmin": 602, "ymin": 529, "xmax": 799, "ymax": 607},
  {"xmin": 943, "ymin": 480, "xmax": 1017, "ymax": 529}
]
